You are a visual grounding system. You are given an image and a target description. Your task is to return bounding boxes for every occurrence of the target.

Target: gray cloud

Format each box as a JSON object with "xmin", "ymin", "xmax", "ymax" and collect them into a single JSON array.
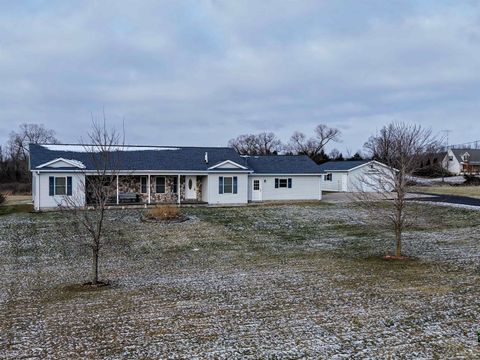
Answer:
[{"xmin": 1, "ymin": 0, "xmax": 479, "ymax": 154}]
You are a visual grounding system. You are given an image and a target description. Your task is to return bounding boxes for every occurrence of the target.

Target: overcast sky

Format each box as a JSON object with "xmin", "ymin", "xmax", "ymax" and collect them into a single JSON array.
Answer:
[{"xmin": 1, "ymin": 0, "xmax": 479, "ymax": 154}]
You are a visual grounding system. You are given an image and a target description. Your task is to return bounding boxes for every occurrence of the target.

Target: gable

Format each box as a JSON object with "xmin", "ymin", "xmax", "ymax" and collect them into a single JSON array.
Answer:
[
  {"xmin": 37, "ymin": 158, "xmax": 86, "ymax": 169},
  {"xmin": 208, "ymin": 160, "xmax": 248, "ymax": 170}
]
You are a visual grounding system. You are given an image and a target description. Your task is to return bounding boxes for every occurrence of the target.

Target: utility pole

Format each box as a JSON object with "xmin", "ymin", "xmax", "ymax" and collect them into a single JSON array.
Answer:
[{"xmin": 441, "ymin": 130, "xmax": 452, "ymax": 182}]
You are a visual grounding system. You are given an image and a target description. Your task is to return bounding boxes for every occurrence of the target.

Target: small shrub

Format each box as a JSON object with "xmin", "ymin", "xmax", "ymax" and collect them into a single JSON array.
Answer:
[
  {"xmin": 413, "ymin": 165, "xmax": 453, "ymax": 178},
  {"xmin": 145, "ymin": 205, "xmax": 181, "ymax": 221},
  {"xmin": 463, "ymin": 174, "xmax": 480, "ymax": 186},
  {"xmin": 0, "ymin": 193, "xmax": 6, "ymax": 205}
]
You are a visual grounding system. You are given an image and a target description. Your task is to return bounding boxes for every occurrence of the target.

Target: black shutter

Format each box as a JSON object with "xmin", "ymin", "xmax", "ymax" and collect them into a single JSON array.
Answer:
[
  {"xmin": 275, "ymin": 178, "xmax": 279, "ymax": 188},
  {"xmin": 233, "ymin": 177, "xmax": 238, "ymax": 194},
  {"xmin": 219, "ymin": 177, "xmax": 224, "ymax": 194},
  {"xmin": 288, "ymin": 178, "xmax": 292, "ymax": 188},
  {"xmin": 49, "ymin": 177, "xmax": 54, "ymax": 196},
  {"xmin": 67, "ymin": 177, "xmax": 72, "ymax": 195}
]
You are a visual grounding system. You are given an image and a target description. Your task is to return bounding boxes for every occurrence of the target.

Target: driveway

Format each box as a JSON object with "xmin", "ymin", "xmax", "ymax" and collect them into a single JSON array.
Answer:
[
  {"xmin": 322, "ymin": 191, "xmax": 480, "ymax": 209},
  {"xmin": 410, "ymin": 192, "xmax": 480, "ymax": 208}
]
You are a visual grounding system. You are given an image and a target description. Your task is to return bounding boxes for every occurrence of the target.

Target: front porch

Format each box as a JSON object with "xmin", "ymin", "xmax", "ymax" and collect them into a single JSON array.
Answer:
[{"xmin": 86, "ymin": 174, "xmax": 207, "ymax": 206}]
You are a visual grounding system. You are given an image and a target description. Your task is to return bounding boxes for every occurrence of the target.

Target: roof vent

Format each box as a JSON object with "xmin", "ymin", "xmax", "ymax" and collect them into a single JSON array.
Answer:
[{"xmin": 204, "ymin": 152, "xmax": 208, "ymax": 164}]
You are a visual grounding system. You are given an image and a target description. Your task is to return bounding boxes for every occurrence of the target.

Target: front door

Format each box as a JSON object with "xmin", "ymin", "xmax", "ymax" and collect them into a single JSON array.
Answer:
[
  {"xmin": 185, "ymin": 176, "xmax": 197, "ymax": 200},
  {"xmin": 252, "ymin": 179, "xmax": 262, "ymax": 201}
]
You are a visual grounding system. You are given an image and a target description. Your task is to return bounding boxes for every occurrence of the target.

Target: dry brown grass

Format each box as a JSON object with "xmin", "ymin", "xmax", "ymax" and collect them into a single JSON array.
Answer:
[{"xmin": 145, "ymin": 204, "xmax": 181, "ymax": 220}]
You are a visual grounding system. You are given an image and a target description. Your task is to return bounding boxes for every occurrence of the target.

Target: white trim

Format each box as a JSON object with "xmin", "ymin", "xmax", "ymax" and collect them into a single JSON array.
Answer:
[
  {"xmin": 208, "ymin": 160, "xmax": 248, "ymax": 170},
  {"xmin": 116, "ymin": 175, "xmax": 119, "ymax": 205},
  {"xmin": 320, "ymin": 160, "xmax": 396, "ymax": 173},
  {"xmin": 249, "ymin": 173, "xmax": 322, "ymax": 176},
  {"xmin": 37, "ymin": 157, "xmax": 86, "ymax": 169},
  {"xmin": 147, "ymin": 175, "xmax": 151, "ymax": 204}
]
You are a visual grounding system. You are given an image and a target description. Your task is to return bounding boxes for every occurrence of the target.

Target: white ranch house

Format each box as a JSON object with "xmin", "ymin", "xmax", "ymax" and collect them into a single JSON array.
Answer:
[
  {"xmin": 319, "ymin": 160, "xmax": 394, "ymax": 192},
  {"xmin": 29, "ymin": 144, "xmax": 323, "ymax": 211}
]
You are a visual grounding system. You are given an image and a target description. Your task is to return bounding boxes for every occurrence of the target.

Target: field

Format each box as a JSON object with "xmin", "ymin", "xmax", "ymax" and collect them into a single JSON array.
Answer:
[
  {"xmin": 0, "ymin": 202, "xmax": 479, "ymax": 358},
  {"xmin": 412, "ymin": 185, "xmax": 480, "ymax": 199}
]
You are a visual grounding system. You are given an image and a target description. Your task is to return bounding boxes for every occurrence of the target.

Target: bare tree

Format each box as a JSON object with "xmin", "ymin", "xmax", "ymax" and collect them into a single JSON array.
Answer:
[
  {"xmin": 329, "ymin": 148, "xmax": 344, "ymax": 161},
  {"xmin": 3, "ymin": 123, "xmax": 59, "ymax": 183},
  {"xmin": 354, "ymin": 122, "xmax": 439, "ymax": 258},
  {"xmin": 288, "ymin": 124, "xmax": 341, "ymax": 163},
  {"xmin": 8, "ymin": 123, "xmax": 59, "ymax": 160},
  {"xmin": 228, "ymin": 132, "xmax": 282, "ymax": 155},
  {"xmin": 61, "ymin": 120, "xmax": 124, "ymax": 285}
]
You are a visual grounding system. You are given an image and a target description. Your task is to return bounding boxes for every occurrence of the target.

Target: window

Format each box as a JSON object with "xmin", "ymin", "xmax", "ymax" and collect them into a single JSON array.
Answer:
[
  {"xmin": 49, "ymin": 176, "xmax": 72, "ymax": 196},
  {"xmin": 224, "ymin": 177, "xmax": 233, "ymax": 193},
  {"xmin": 55, "ymin": 177, "xmax": 66, "ymax": 195},
  {"xmin": 324, "ymin": 173, "xmax": 333, "ymax": 181},
  {"xmin": 219, "ymin": 176, "xmax": 238, "ymax": 194},
  {"xmin": 141, "ymin": 177, "xmax": 147, "ymax": 193},
  {"xmin": 172, "ymin": 177, "xmax": 178, "ymax": 194},
  {"xmin": 448, "ymin": 156, "xmax": 453, "ymax": 161},
  {"xmin": 274, "ymin": 178, "xmax": 292, "ymax": 188},
  {"xmin": 156, "ymin": 177, "xmax": 165, "ymax": 193},
  {"xmin": 253, "ymin": 180, "xmax": 260, "ymax": 190}
]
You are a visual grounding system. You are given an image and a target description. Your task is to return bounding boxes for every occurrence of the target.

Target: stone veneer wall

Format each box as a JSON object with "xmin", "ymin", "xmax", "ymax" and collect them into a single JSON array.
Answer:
[
  {"xmin": 117, "ymin": 175, "xmax": 205, "ymax": 203},
  {"xmin": 196, "ymin": 176, "xmax": 203, "ymax": 201},
  {"xmin": 149, "ymin": 176, "xmax": 181, "ymax": 203},
  {"xmin": 118, "ymin": 176, "xmax": 142, "ymax": 199}
]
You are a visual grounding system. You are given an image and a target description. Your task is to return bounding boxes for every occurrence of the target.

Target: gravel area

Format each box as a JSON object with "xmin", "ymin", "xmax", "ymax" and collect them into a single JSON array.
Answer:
[{"xmin": 0, "ymin": 203, "xmax": 479, "ymax": 359}]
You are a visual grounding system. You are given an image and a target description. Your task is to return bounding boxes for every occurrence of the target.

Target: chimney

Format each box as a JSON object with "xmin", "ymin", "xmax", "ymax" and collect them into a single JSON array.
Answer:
[{"xmin": 204, "ymin": 151, "xmax": 208, "ymax": 164}]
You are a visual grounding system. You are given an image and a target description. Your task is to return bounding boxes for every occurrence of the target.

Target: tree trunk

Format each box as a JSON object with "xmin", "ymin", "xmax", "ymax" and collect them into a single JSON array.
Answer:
[
  {"xmin": 395, "ymin": 226, "xmax": 402, "ymax": 257},
  {"xmin": 92, "ymin": 246, "xmax": 99, "ymax": 284}
]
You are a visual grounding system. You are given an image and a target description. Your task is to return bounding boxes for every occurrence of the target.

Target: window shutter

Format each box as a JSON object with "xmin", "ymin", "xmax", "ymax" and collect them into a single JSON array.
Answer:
[
  {"xmin": 67, "ymin": 177, "xmax": 72, "ymax": 195},
  {"xmin": 219, "ymin": 177, "xmax": 224, "ymax": 194},
  {"xmin": 233, "ymin": 177, "xmax": 238, "ymax": 194},
  {"xmin": 49, "ymin": 177, "xmax": 54, "ymax": 196},
  {"xmin": 275, "ymin": 178, "xmax": 279, "ymax": 188},
  {"xmin": 288, "ymin": 178, "xmax": 292, "ymax": 188}
]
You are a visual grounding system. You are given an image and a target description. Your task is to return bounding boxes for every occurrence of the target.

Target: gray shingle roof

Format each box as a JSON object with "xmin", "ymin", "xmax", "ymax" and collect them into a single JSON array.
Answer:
[
  {"xmin": 29, "ymin": 144, "xmax": 321, "ymax": 174},
  {"xmin": 317, "ymin": 160, "xmax": 370, "ymax": 172},
  {"xmin": 29, "ymin": 144, "xmax": 246, "ymax": 172},
  {"xmin": 451, "ymin": 148, "xmax": 480, "ymax": 164},
  {"xmin": 243, "ymin": 155, "xmax": 320, "ymax": 174}
]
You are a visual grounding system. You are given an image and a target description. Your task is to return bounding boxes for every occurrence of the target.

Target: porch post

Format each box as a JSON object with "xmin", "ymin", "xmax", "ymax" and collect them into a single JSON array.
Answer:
[
  {"xmin": 148, "ymin": 175, "xmax": 151, "ymax": 204},
  {"xmin": 116, "ymin": 175, "xmax": 119, "ymax": 205},
  {"xmin": 177, "ymin": 174, "xmax": 181, "ymax": 205}
]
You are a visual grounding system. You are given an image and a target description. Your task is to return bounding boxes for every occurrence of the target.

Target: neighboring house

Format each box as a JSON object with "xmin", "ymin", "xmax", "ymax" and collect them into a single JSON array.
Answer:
[
  {"xmin": 318, "ymin": 160, "xmax": 394, "ymax": 192},
  {"xmin": 442, "ymin": 148, "xmax": 480, "ymax": 175},
  {"xmin": 29, "ymin": 144, "xmax": 322, "ymax": 210}
]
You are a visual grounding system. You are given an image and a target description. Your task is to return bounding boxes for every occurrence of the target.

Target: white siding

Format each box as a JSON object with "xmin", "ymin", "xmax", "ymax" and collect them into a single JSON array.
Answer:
[
  {"xmin": 248, "ymin": 175, "xmax": 321, "ymax": 201},
  {"xmin": 207, "ymin": 173, "xmax": 248, "ymax": 204},
  {"xmin": 321, "ymin": 172, "xmax": 347, "ymax": 192},
  {"xmin": 442, "ymin": 149, "xmax": 462, "ymax": 175},
  {"xmin": 36, "ymin": 172, "xmax": 86, "ymax": 210},
  {"xmin": 347, "ymin": 163, "xmax": 394, "ymax": 192}
]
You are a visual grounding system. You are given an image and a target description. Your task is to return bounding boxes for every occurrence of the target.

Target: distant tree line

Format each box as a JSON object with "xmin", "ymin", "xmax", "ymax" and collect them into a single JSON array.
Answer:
[
  {"xmin": 228, "ymin": 124, "xmax": 364, "ymax": 164},
  {"xmin": 0, "ymin": 124, "xmax": 59, "ymax": 189}
]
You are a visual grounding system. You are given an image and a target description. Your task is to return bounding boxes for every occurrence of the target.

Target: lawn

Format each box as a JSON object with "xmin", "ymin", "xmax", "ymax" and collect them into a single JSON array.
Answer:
[
  {"xmin": 411, "ymin": 185, "xmax": 480, "ymax": 199},
  {"xmin": 0, "ymin": 203, "xmax": 479, "ymax": 358}
]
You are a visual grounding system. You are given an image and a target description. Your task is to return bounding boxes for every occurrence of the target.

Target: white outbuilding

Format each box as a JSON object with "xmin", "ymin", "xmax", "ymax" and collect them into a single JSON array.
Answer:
[{"xmin": 319, "ymin": 160, "xmax": 394, "ymax": 192}]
